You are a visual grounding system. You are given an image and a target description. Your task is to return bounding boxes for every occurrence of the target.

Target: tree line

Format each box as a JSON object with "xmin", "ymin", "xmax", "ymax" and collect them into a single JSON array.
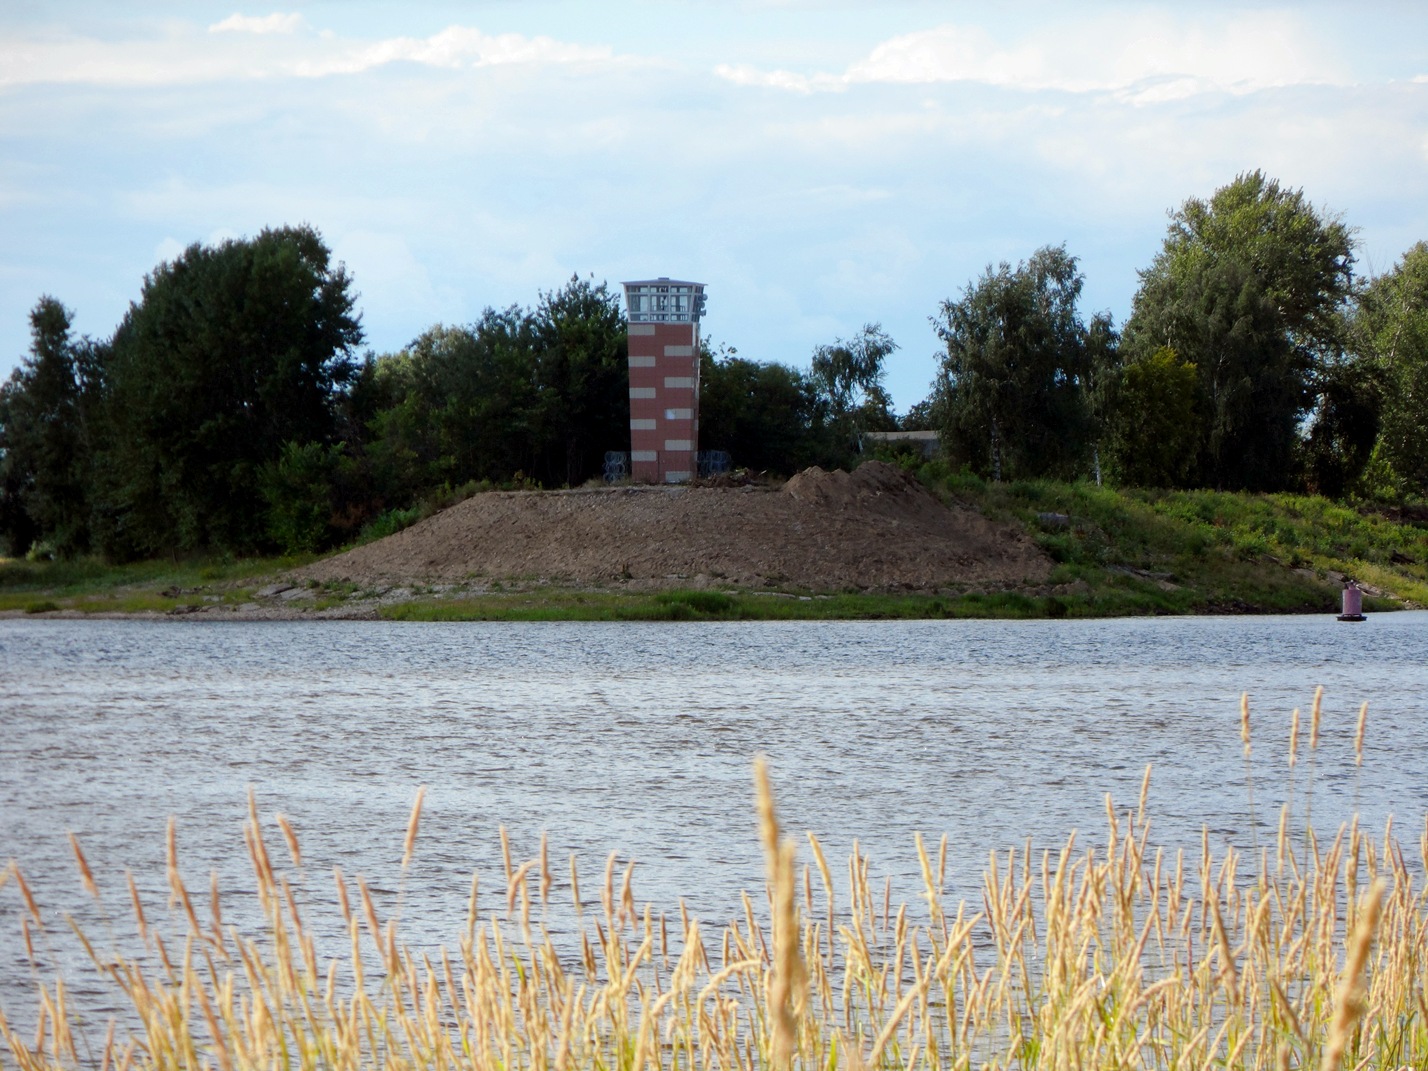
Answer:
[
  {"xmin": 3, "ymin": 171, "xmax": 1426, "ymax": 561},
  {"xmin": 0, "ymin": 226, "xmax": 890, "ymax": 559},
  {"xmin": 929, "ymin": 171, "xmax": 1426, "ymax": 499}
]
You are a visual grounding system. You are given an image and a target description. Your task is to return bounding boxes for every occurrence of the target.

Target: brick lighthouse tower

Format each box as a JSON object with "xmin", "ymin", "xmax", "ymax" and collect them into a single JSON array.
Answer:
[{"xmin": 622, "ymin": 278, "xmax": 706, "ymax": 483}]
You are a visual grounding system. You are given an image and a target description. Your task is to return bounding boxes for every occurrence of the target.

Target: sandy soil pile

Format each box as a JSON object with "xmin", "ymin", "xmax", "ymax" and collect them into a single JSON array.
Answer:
[{"xmin": 298, "ymin": 461, "xmax": 1051, "ymax": 592}]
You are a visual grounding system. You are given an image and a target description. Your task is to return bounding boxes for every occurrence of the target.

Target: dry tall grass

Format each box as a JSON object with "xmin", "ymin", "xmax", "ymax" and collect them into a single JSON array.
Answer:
[{"xmin": 3, "ymin": 722, "xmax": 1426, "ymax": 1070}]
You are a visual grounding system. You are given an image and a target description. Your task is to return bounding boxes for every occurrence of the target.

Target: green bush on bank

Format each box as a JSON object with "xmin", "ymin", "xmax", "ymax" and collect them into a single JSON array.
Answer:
[
  {"xmin": 906, "ymin": 457, "xmax": 1428, "ymax": 610},
  {"xmin": 353, "ymin": 474, "xmax": 542, "ymax": 546}
]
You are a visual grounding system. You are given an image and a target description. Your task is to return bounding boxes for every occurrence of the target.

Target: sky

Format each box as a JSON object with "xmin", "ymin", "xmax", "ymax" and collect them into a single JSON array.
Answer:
[{"xmin": 2, "ymin": 2, "xmax": 1426, "ymax": 411}]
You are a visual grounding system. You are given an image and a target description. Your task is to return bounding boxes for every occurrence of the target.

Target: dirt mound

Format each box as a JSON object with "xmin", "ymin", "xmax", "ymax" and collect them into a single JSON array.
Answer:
[
  {"xmin": 783, "ymin": 460, "xmax": 939, "ymax": 509},
  {"xmin": 299, "ymin": 461, "xmax": 1050, "ymax": 592}
]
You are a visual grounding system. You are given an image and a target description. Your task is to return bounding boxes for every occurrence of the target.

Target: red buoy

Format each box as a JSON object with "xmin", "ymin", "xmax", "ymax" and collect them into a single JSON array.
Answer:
[{"xmin": 1337, "ymin": 581, "xmax": 1366, "ymax": 622}]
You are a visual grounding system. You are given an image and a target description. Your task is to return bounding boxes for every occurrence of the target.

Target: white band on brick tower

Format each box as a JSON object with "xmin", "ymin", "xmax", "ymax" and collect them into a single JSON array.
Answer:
[{"xmin": 623, "ymin": 278, "xmax": 705, "ymax": 484}]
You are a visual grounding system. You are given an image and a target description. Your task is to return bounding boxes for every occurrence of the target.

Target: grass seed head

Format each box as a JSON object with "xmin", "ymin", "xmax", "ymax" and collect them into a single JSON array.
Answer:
[
  {"xmin": 402, "ymin": 785, "xmax": 427, "ymax": 870},
  {"xmin": 67, "ymin": 834, "xmax": 99, "ymax": 901},
  {"xmin": 1240, "ymin": 692, "xmax": 1251, "ymax": 757},
  {"xmin": 276, "ymin": 814, "xmax": 302, "ymax": 869}
]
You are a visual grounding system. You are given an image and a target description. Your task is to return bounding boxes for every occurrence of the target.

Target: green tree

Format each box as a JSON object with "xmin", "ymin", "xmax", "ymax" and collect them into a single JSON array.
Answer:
[
  {"xmin": 97, "ymin": 225, "xmax": 362, "ymax": 557},
  {"xmin": 810, "ymin": 323, "xmax": 898, "ymax": 443},
  {"xmin": 1299, "ymin": 355, "xmax": 1381, "ymax": 498},
  {"xmin": 528, "ymin": 276, "xmax": 629, "ymax": 487},
  {"xmin": 349, "ymin": 351, "xmax": 423, "ymax": 505},
  {"xmin": 1103, "ymin": 347, "xmax": 1200, "ymax": 487},
  {"xmin": 358, "ymin": 276, "xmax": 629, "ymax": 497},
  {"xmin": 698, "ymin": 346, "xmax": 825, "ymax": 473},
  {"xmin": 1140, "ymin": 170, "xmax": 1353, "ymax": 358},
  {"xmin": 1349, "ymin": 241, "xmax": 1428, "ymax": 495},
  {"xmin": 932, "ymin": 244, "xmax": 1095, "ymax": 480},
  {"xmin": 1138, "ymin": 258, "xmax": 1300, "ymax": 490},
  {"xmin": 1125, "ymin": 171, "xmax": 1355, "ymax": 490},
  {"xmin": 0, "ymin": 298, "xmax": 99, "ymax": 555},
  {"xmin": 900, "ymin": 397, "xmax": 939, "ymax": 431},
  {"xmin": 363, "ymin": 310, "xmax": 539, "ymax": 502},
  {"xmin": 259, "ymin": 440, "xmax": 343, "ymax": 554}
]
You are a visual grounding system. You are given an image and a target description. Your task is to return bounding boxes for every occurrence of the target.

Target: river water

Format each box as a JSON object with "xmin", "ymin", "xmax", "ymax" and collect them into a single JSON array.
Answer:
[{"xmin": 2, "ymin": 613, "xmax": 1427, "ymax": 1017}]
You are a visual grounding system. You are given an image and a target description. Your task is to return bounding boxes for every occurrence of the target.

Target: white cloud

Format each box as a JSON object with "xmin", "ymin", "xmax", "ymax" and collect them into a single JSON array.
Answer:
[
  {"xmin": 713, "ymin": 63, "xmax": 842, "ymax": 94},
  {"xmin": 209, "ymin": 13, "xmax": 304, "ymax": 35},
  {"xmin": 719, "ymin": 12, "xmax": 1347, "ymax": 101},
  {"xmin": 152, "ymin": 236, "xmax": 186, "ymax": 265},
  {"xmin": 296, "ymin": 26, "xmax": 614, "ymax": 77},
  {"xmin": 0, "ymin": 22, "xmax": 618, "ymax": 88}
]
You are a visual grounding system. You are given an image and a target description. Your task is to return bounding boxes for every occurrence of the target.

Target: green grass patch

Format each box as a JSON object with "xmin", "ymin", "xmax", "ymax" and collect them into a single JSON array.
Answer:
[
  {"xmin": 910, "ymin": 461, "xmax": 1428, "ymax": 613},
  {"xmin": 0, "ymin": 553, "xmax": 302, "ymax": 614}
]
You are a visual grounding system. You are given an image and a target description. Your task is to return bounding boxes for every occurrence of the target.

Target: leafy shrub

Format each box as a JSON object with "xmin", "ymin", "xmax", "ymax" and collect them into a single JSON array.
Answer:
[
  {"xmin": 655, "ymin": 590, "xmax": 737, "ymax": 616},
  {"xmin": 260, "ymin": 441, "xmax": 342, "ymax": 554},
  {"xmin": 24, "ymin": 540, "xmax": 56, "ymax": 562},
  {"xmin": 1232, "ymin": 530, "xmax": 1269, "ymax": 559},
  {"xmin": 1036, "ymin": 534, "xmax": 1077, "ymax": 563},
  {"xmin": 358, "ymin": 506, "xmax": 424, "ymax": 545}
]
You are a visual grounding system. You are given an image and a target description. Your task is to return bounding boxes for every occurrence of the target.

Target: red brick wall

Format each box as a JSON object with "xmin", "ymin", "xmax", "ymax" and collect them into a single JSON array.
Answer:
[{"xmin": 628, "ymin": 321, "xmax": 700, "ymax": 483}]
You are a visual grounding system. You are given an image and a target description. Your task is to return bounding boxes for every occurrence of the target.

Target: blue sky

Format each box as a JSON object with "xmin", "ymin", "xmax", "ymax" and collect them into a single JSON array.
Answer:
[{"xmin": 3, "ymin": 2, "xmax": 1426, "ymax": 410}]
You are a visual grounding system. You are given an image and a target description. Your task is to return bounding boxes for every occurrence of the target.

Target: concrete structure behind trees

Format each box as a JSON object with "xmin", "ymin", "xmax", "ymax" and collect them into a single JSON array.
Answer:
[
  {"xmin": 622, "ymin": 278, "xmax": 706, "ymax": 483},
  {"xmin": 860, "ymin": 430, "xmax": 941, "ymax": 460}
]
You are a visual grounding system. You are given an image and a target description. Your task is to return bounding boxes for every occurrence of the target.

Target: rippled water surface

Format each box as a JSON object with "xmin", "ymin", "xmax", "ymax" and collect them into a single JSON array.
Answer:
[{"xmin": 3, "ymin": 613, "xmax": 1427, "ymax": 1011}]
